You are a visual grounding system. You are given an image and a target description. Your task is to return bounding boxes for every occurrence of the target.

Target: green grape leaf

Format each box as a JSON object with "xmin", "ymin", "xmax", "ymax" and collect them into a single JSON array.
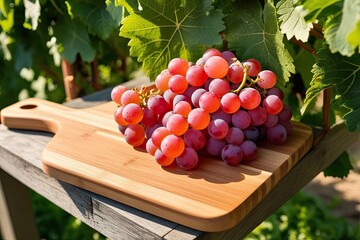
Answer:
[
  {"xmin": 323, "ymin": 151, "xmax": 353, "ymax": 178},
  {"xmin": 303, "ymin": 46, "xmax": 360, "ymax": 131},
  {"xmin": 117, "ymin": 0, "xmax": 138, "ymax": 13},
  {"xmin": 302, "ymin": 0, "xmax": 341, "ymax": 22},
  {"xmin": 54, "ymin": 17, "xmax": 96, "ymax": 63},
  {"xmin": 225, "ymin": 0, "xmax": 295, "ymax": 85},
  {"xmin": 106, "ymin": 0, "xmax": 123, "ymax": 25},
  {"xmin": 323, "ymin": 0, "xmax": 360, "ymax": 56},
  {"xmin": 120, "ymin": 0, "xmax": 225, "ymax": 81},
  {"xmin": 68, "ymin": 0, "xmax": 119, "ymax": 39},
  {"xmin": 23, "ymin": 0, "xmax": 41, "ymax": 31},
  {"xmin": 276, "ymin": 0, "xmax": 312, "ymax": 42}
]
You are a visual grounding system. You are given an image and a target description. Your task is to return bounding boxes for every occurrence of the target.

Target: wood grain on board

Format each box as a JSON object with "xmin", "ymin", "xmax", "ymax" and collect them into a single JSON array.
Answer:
[{"xmin": 0, "ymin": 98, "xmax": 312, "ymax": 231}]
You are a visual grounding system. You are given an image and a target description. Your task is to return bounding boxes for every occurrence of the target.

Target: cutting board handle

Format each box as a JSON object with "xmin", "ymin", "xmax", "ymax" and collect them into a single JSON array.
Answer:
[{"xmin": 0, "ymin": 98, "xmax": 71, "ymax": 133}]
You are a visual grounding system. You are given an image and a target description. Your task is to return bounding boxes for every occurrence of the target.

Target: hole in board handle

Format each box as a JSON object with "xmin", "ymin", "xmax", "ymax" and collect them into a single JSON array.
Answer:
[{"xmin": 20, "ymin": 104, "xmax": 37, "ymax": 109}]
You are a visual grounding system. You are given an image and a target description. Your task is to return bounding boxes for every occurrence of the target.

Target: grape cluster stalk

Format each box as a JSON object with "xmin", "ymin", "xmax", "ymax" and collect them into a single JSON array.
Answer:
[{"xmin": 111, "ymin": 48, "xmax": 293, "ymax": 170}]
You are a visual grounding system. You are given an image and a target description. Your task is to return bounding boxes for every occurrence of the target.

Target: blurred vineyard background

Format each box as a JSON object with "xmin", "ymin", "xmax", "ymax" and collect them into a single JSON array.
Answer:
[{"xmin": 1, "ymin": 0, "xmax": 359, "ymax": 239}]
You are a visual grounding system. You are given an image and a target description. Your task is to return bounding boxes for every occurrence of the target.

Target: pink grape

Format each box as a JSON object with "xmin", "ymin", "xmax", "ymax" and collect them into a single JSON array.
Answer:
[
  {"xmin": 266, "ymin": 124, "xmax": 287, "ymax": 144},
  {"xmin": 176, "ymin": 147, "xmax": 199, "ymax": 170},
  {"xmin": 183, "ymin": 129, "xmax": 206, "ymax": 150},
  {"xmin": 226, "ymin": 127, "xmax": 244, "ymax": 145},
  {"xmin": 262, "ymin": 95, "xmax": 283, "ymax": 115},
  {"xmin": 145, "ymin": 123, "xmax": 161, "ymax": 139},
  {"xmin": 168, "ymin": 75, "xmax": 188, "ymax": 94},
  {"xmin": 191, "ymin": 88, "xmax": 206, "ymax": 107},
  {"xmin": 257, "ymin": 70, "xmax": 277, "ymax": 89},
  {"xmin": 227, "ymin": 63, "xmax": 244, "ymax": 84},
  {"xmin": 205, "ymin": 138, "xmax": 226, "ymax": 156},
  {"xmin": 184, "ymin": 86, "xmax": 198, "ymax": 98},
  {"xmin": 186, "ymin": 65, "xmax": 208, "ymax": 86},
  {"xmin": 173, "ymin": 94, "xmax": 191, "ymax": 107},
  {"xmin": 121, "ymin": 89, "xmax": 140, "ymax": 105},
  {"xmin": 111, "ymin": 85, "xmax": 127, "ymax": 105},
  {"xmin": 151, "ymin": 127, "xmax": 171, "ymax": 147},
  {"xmin": 204, "ymin": 56, "xmax": 229, "ymax": 79},
  {"xmin": 122, "ymin": 103, "xmax": 144, "ymax": 124},
  {"xmin": 232, "ymin": 110, "xmax": 251, "ymax": 129},
  {"xmin": 161, "ymin": 111, "xmax": 174, "ymax": 126},
  {"xmin": 188, "ymin": 108, "xmax": 210, "ymax": 130},
  {"xmin": 278, "ymin": 105, "xmax": 292, "ymax": 122},
  {"xmin": 221, "ymin": 144, "xmax": 243, "ymax": 166},
  {"xmin": 208, "ymin": 119, "xmax": 229, "ymax": 139},
  {"xmin": 147, "ymin": 95, "xmax": 168, "ymax": 115},
  {"xmin": 240, "ymin": 140, "xmax": 257, "ymax": 161},
  {"xmin": 222, "ymin": 51, "xmax": 236, "ymax": 64},
  {"xmin": 248, "ymin": 106, "xmax": 267, "ymax": 126},
  {"xmin": 114, "ymin": 106, "xmax": 129, "ymax": 126},
  {"xmin": 209, "ymin": 78, "xmax": 230, "ymax": 98},
  {"xmin": 161, "ymin": 134, "xmax": 185, "ymax": 158},
  {"xmin": 124, "ymin": 124, "xmax": 145, "ymax": 147},
  {"xmin": 239, "ymin": 88, "xmax": 261, "ymax": 110},
  {"xmin": 154, "ymin": 149, "xmax": 174, "ymax": 166},
  {"xmin": 142, "ymin": 108, "xmax": 157, "ymax": 126},
  {"xmin": 166, "ymin": 114, "xmax": 189, "ymax": 136},
  {"xmin": 146, "ymin": 138, "xmax": 158, "ymax": 156},
  {"xmin": 167, "ymin": 58, "xmax": 188, "ymax": 76},
  {"xmin": 264, "ymin": 114, "xmax": 279, "ymax": 128},
  {"xmin": 202, "ymin": 48, "xmax": 222, "ymax": 62},
  {"xmin": 155, "ymin": 70, "xmax": 172, "ymax": 92},
  {"xmin": 279, "ymin": 120, "xmax": 294, "ymax": 134},
  {"xmin": 199, "ymin": 91, "xmax": 220, "ymax": 113},
  {"xmin": 220, "ymin": 92, "xmax": 241, "ymax": 114},
  {"xmin": 243, "ymin": 58, "xmax": 261, "ymax": 77},
  {"xmin": 267, "ymin": 87, "xmax": 284, "ymax": 100},
  {"xmin": 173, "ymin": 100, "xmax": 192, "ymax": 117},
  {"xmin": 163, "ymin": 89, "xmax": 177, "ymax": 106}
]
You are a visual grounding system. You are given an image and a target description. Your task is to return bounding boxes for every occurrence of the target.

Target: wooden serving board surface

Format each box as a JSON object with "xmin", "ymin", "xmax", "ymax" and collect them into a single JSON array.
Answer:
[{"xmin": 0, "ymin": 98, "xmax": 313, "ymax": 232}]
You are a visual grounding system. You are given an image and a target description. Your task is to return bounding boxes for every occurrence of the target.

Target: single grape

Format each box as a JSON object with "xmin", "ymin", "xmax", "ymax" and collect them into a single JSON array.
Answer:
[
  {"xmin": 205, "ymin": 138, "xmax": 226, "ymax": 156},
  {"xmin": 264, "ymin": 114, "xmax": 279, "ymax": 128},
  {"xmin": 145, "ymin": 123, "xmax": 161, "ymax": 139},
  {"xmin": 227, "ymin": 63, "xmax": 244, "ymax": 84},
  {"xmin": 211, "ymin": 109, "xmax": 232, "ymax": 124},
  {"xmin": 278, "ymin": 105, "xmax": 292, "ymax": 122},
  {"xmin": 122, "ymin": 103, "xmax": 144, "ymax": 124},
  {"xmin": 173, "ymin": 100, "xmax": 192, "ymax": 117},
  {"xmin": 221, "ymin": 51, "xmax": 236, "ymax": 64},
  {"xmin": 124, "ymin": 124, "xmax": 145, "ymax": 147},
  {"xmin": 167, "ymin": 58, "xmax": 189, "ymax": 76},
  {"xmin": 121, "ymin": 89, "xmax": 140, "ymax": 106},
  {"xmin": 202, "ymin": 48, "xmax": 222, "ymax": 62},
  {"xmin": 186, "ymin": 65, "xmax": 208, "ymax": 87},
  {"xmin": 166, "ymin": 114, "xmax": 189, "ymax": 136},
  {"xmin": 114, "ymin": 106, "xmax": 129, "ymax": 126},
  {"xmin": 208, "ymin": 119, "xmax": 229, "ymax": 140},
  {"xmin": 243, "ymin": 126, "xmax": 259, "ymax": 142},
  {"xmin": 243, "ymin": 59, "xmax": 261, "ymax": 77},
  {"xmin": 161, "ymin": 111, "xmax": 174, "ymax": 127},
  {"xmin": 118, "ymin": 125, "xmax": 127, "ymax": 134},
  {"xmin": 240, "ymin": 140, "xmax": 257, "ymax": 161},
  {"xmin": 173, "ymin": 94, "xmax": 191, "ymax": 107},
  {"xmin": 168, "ymin": 74, "xmax": 188, "ymax": 94},
  {"xmin": 267, "ymin": 87, "xmax": 284, "ymax": 100},
  {"xmin": 266, "ymin": 124, "xmax": 287, "ymax": 144},
  {"xmin": 183, "ymin": 129, "xmax": 206, "ymax": 150},
  {"xmin": 221, "ymin": 144, "xmax": 243, "ymax": 166},
  {"xmin": 188, "ymin": 108, "xmax": 210, "ymax": 130},
  {"xmin": 262, "ymin": 95, "xmax": 283, "ymax": 115},
  {"xmin": 209, "ymin": 78, "xmax": 230, "ymax": 98},
  {"xmin": 176, "ymin": 147, "xmax": 199, "ymax": 170},
  {"xmin": 154, "ymin": 149, "xmax": 175, "ymax": 167},
  {"xmin": 279, "ymin": 120, "xmax": 294, "ymax": 134},
  {"xmin": 160, "ymin": 134, "xmax": 185, "ymax": 158},
  {"xmin": 111, "ymin": 85, "xmax": 127, "ymax": 105},
  {"xmin": 163, "ymin": 89, "xmax": 177, "ymax": 107},
  {"xmin": 232, "ymin": 110, "xmax": 251, "ymax": 129},
  {"xmin": 155, "ymin": 70, "xmax": 172, "ymax": 92},
  {"xmin": 147, "ymin": 95, "xmax": 168, "ymax": 115},
  {"xmin": 226, "ymin": 127, "xmax": 244, "ymax": 145},
  {"xmin": 146, "ymin": 138, "xmax": 158, "ymax": 156},
  {"xmin": 141, "ymin": 108, "xmax": 157, "ymax": 126},
  {"xmin": 184, "ymin": 86, "xmax": 198, "ymax": 98},
  {"xmin": 199, "ymin": 91, "xmax": 220, "ymax": 113},
  {"xmin": 248, "ymin": 106, "xmax": 267, "ymax": 126},
  {"xmin": 191, "ymin": 88, "xmax": 206, "ymax": 108},
  {"xmin": 257, "ymin": 70, "xmax": 277, "ymax": 89},
  {"xmin": 204, "ymin": 56, "xmax": 229, "ymax": 79},
  {"xmin": 239, "ymin": 88, "xmax": 261, "ymax": 110},
  {"xmin": 220, "ymin": 92, "xmax": 241, "ymax": 114},
  {"xmin": 151, "ymin": 126, "xmax": 171, "ymax": 147}
]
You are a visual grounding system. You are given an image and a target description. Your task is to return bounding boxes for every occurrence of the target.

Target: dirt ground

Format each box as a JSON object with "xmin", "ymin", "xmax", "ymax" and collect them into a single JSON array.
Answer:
[{"xmin": 303, "ymin": 141, "xmax": 360, "ymax": 225}]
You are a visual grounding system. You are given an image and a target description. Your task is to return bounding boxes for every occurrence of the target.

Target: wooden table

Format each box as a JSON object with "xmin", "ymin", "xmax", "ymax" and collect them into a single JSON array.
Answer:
[{"xmin": 1, "ymin": 77, "xmax": 359, "ymax": 240}]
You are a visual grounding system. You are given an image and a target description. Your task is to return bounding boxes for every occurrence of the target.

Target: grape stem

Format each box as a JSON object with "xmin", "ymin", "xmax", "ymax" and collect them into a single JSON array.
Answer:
[
  {"xmin": 136, "ymin": 85, "xmax": 161, "ymax": 107},
  {"xmin": 232, "ymin": 65, "xmax": 261, "ymax": 94}
]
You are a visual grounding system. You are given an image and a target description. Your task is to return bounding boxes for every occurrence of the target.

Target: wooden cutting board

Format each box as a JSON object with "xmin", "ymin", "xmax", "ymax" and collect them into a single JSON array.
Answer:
[{"xmin": 0, "ymin": 98, "xmax": 313, "ymax": 232}]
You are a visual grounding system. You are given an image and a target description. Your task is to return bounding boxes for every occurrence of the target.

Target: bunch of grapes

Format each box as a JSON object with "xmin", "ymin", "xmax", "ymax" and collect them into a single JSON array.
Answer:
[{"xmin": 111, "ymin": 48, "xmax": 293, "ymax": 170}]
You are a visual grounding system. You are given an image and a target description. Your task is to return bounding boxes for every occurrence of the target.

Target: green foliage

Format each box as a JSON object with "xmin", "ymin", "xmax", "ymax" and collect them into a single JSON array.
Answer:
[
  {"xmin": 245, "ymin": 191, "xmax": 360, "ymax": 240},
  {"xmin": 323, "ymin": 152, "xmax": 354, "ymax": 178}
]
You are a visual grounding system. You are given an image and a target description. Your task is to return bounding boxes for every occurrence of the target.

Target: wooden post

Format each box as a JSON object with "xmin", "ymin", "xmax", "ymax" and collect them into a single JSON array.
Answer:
[{"xmin": 61, "ymin": 59, "xmax": 79, "ymax": 101}]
